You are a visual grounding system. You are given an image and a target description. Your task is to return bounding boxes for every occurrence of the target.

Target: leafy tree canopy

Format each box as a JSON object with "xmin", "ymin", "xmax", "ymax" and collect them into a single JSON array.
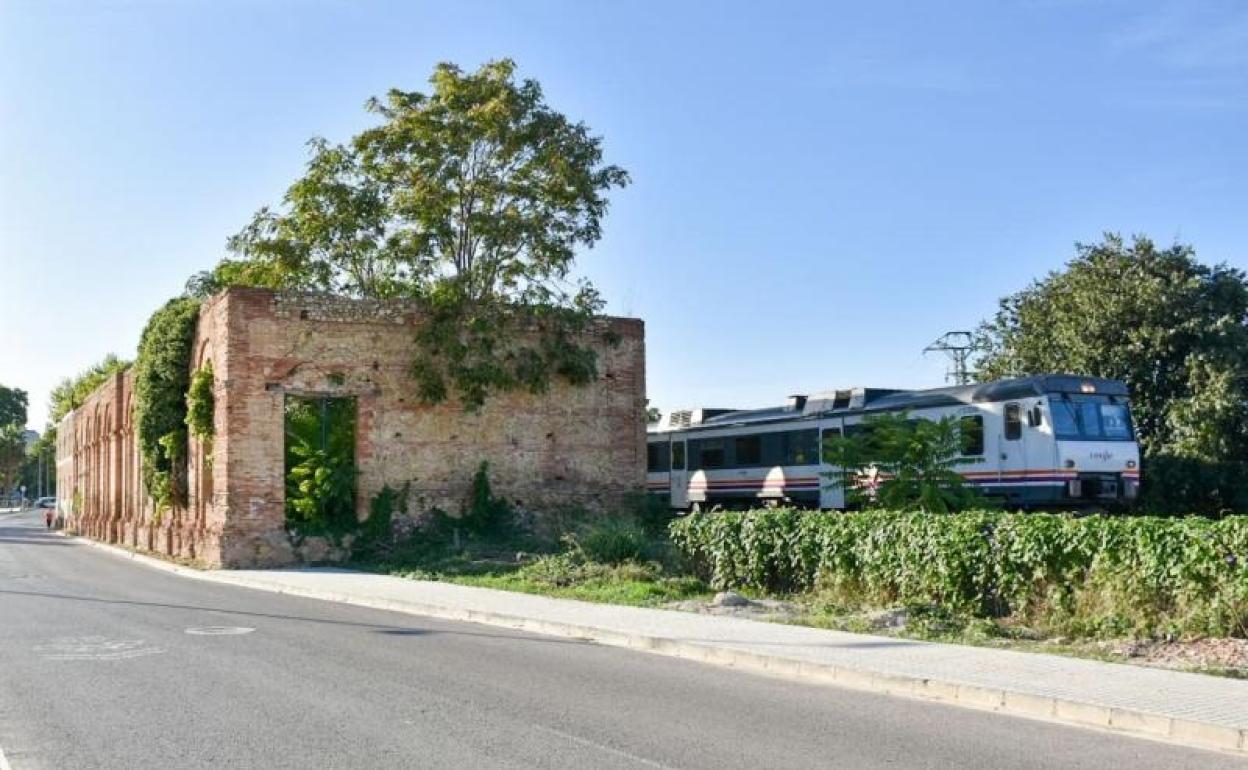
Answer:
[
  {"xmin": 0, "ymin": 423, "xmax": 25, "ymax": 490},
  {"xmin": 0, "ymin": 385, "xmax": 28, "ymax": 428},
  {"xmin": 48, "ymin": 354, "xmax": 131, "ymax": 425},
  {"xmin": 821, "ymin": 413, "xmax": 986, "ymax": 513},
  {"xmin": 975, "ymin": 233, "xmax": 1248, "ymax": 465},
  {"xmin": 202, "ymin": 59, "xmax": 629, "ymax": 409}
]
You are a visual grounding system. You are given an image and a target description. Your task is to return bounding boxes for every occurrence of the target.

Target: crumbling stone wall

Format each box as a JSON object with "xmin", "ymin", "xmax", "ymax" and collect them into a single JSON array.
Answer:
[{"xmin": 57, "ymin": 287, "xmax": 646, "ymax": 568}]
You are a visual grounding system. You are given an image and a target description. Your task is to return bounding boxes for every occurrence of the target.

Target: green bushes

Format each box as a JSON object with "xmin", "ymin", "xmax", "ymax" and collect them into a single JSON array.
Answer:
[
  {"xmin": 670, "ymin": 509, "xmax": 1248, "ymax": 639},
  {"xmin": 1140, "ymin": 454, "xmax": 1248, "ymax": 515},
  {"xmin": 185, "ymin": 362, "xmax": 215, "ymax": 440},
  {"xmin": 133, "ymin": 297, "xmax": 201, "ymax": 510},
  {"xmin": 575, "ymin": 516, "xmax": 649, "ymax": 565},
  {"xmin": 284, "ymin": 396, "xmax": 358, "ymax": 534}
]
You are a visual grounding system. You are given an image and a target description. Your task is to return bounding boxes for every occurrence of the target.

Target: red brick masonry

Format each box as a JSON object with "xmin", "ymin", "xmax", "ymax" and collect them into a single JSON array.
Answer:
[{"xmin": 57, "ymin": 288, "xmax": 646, "ymax": 567}]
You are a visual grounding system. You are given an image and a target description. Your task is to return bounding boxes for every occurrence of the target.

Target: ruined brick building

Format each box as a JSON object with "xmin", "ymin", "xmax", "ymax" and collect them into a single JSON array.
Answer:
[{"xmin": 56, "ymin": 288, "xmax": 646, "ymax": 567}]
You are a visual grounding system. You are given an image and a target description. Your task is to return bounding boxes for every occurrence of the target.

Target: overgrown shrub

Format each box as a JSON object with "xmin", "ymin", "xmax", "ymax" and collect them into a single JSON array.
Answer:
[
  {"xmin": 626, "ymin": 492, "xmax": 676, "ymax": 538},
  {"xmin": 1140, "ymin": 454, "xmax": 1248, "ymax": 515},
  {"xmin": 459, "ymin": 461, "xmax": 516, "ymax": 539},
  {"xmin": 357, "ymin": 482, "xmax": 409, "ymax": 553},
  {"xmin": 133, "ymin": 297, "xmax": 201, "ymax": 510},
  {"xmin": 575, "ymin": 516, "xmax": 649, "ymax": 565},
  {"xmin": 185, "ymin": 362, "xmax": 215, "ymax": 440},
  {"xmin": 670, "ymin": 509, "xmax": 1248, "ymax": 639},
  {"xmin": 284, "ymin": 396, "xmax": 358, "ymax": 534}
]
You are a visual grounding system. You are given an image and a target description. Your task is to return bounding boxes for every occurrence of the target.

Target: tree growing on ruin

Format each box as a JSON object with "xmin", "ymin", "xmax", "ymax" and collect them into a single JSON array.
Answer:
[{"xmin": 206, "ymin": 59, "xmax": 630, "ymax": 409}]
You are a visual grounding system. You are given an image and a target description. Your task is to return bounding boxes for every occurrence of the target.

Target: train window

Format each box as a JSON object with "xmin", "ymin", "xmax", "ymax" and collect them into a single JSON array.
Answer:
[
  {"xmin": 734, "ymin": 435, "xmax": 762, "ymax": 466},
  {"xmin": 959, "ymin": 415, "xmax": 984, "ymax": 456},
  {"xmin": 785, "ymin": 429, "xmax": 819, "ymax": 465},
  {"xmin": 672, "ymin": 442, "xmax": 686, "ymax": 470},
  {"xmin": 1027, "ymin": 405, "xmax": 1043, "ymax": 427},
  {"xmin": 1004, "ymin": 403, "xmax": 1022, "ymax": 441},
  {"xmin": 820, "ymin": 427, "xmax": 842, "ymax": 464},
  {"xmin": 647, "ymin": 442, "xmax": 670, "ymax": 473},
  {"xmin": 760, "ymin": 433, "xmax": 786, "ymax": 466},
  {"xmin": 692, "ymin": 438, "xmax": 726, "ymax": 469}
]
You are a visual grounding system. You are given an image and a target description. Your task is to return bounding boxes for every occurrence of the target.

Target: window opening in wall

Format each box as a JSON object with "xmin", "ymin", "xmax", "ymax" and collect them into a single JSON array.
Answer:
[{"xmin": 284, "ymin": 395, "xmax": 358, "ymax": 534}]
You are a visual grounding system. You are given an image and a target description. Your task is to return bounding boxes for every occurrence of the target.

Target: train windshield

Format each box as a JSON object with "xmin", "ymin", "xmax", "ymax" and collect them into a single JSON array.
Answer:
[{"xmin": 1048, "ymin": 394, "xmax": 1134, "ymax": 441}]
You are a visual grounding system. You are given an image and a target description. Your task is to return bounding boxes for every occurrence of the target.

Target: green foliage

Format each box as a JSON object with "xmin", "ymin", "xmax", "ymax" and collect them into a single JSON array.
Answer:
[
  {"xmin": 671, "ymin": 509, "xmax": 1248, "ymax": 639},
  {"xmin": 0, "ymin": 385, "xmax": 28, "ymax": 428},
  {"xmin": 218, "ymin": 59, "xmax": 628, "ymax": 409},
  {"xmin": 409, "ymin": 284, "xmax": 605, "ymax": 411},
  {"xmin": 1137, "ymin": 454, "xmax": 1248, "ymax": 516},
  {"xmin": 976, "ymin": 234, "xmax": 1248, "ymax": 510},
  {"xmin": 821, "ymin": 413, "xmax": 986, "ymax": 513},
  {"xmin": 458, "ymin": 461, "xmax": 516, "ymax": 538},
  {"xmin": 185, "ymin": 362, "xmax": 215, "ymax": 440},
  {"xmin": 284, "ymin": 396, "xmax": 358, "ymax": 534},
  {"xmin": 358, "ymin": 482, "xmax": 410, "ymax": 551},
  {"xmin": 626, "ymin": 491, "xmax": 676, "ymax": 539},
  {"xmin": 19, "ymin": 431, "xmax": 56, "ymax": 497},
  {"xmin": 0, "ymin": 423, "xmax": 25, "ymax": 491},
  {"xmin": 133, "ymin": 298, "xmax": 201, "ymax": 510},
  {"xmin": 573, "ymin": 516, "xmax": 650, "ymax": 565},
  {"xmin": 48, "ymin": 354, "xmax": 131, "ymax": 424}
]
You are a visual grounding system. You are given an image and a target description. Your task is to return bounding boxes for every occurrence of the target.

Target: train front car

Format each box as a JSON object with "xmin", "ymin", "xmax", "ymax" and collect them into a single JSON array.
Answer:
[{"xmin": 1041, "ymin": 377, "xmax": 1140, "ymax": 507}]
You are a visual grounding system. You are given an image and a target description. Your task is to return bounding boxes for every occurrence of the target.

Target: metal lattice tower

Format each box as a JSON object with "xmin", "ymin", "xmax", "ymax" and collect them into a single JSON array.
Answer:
[{"xmin": 924, "ymin": 331, "xmax": 977, "ymax": 385}]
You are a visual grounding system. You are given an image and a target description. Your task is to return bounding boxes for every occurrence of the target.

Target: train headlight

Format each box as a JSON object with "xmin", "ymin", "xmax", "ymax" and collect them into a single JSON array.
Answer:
[
  {"xmin": 1064, "ymin": 459, "xmax": 1075, "ymax": 469},
  {"xmin": 1126, "ymin": 460, "xmax": 1137, "ymax": 469}
]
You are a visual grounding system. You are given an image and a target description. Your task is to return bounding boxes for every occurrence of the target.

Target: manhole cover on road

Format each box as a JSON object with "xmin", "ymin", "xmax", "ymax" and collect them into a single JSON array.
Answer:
[
  {"xmin": 185, "ymin": 626, "xmax": 255, "ymax": 636},
  {"xmin": 34, "ymin": 636, "xmax": 164, "ymax": 661}
]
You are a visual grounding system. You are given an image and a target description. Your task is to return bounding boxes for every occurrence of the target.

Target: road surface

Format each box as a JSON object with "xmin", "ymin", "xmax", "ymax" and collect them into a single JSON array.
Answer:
[{"xmin": 0, "ymin": 508, "xmax": 1240, "ymax": 769}]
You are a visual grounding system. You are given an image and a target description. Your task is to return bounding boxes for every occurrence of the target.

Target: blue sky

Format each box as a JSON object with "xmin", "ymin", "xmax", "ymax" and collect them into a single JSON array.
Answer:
[{"xmin": 2, "ymin": 0, "xmax": 1246, "ymax": 429}]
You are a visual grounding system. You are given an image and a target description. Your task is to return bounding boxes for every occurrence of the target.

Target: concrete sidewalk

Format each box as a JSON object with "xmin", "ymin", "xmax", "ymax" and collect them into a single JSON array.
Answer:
[{"xmin": 73, "ymin": 535, "xmax": 1248, "ymax": 758}]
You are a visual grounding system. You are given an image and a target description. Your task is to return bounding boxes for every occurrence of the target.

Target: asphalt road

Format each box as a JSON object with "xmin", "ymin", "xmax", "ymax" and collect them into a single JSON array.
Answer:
[{"xmin": 0, "ymin": 509, "xmax": 1242, "ymax": 770}]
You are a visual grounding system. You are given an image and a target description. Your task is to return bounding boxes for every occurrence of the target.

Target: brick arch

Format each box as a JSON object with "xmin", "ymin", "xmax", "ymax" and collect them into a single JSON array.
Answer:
[{"xmin": 196, "ymin": 337, "xmax": 215, "ymax": 370}]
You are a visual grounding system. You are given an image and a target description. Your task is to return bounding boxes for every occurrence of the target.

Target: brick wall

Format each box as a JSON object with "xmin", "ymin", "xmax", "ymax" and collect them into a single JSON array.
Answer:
[{"xmin": 57, "ymin": 287, "xmax": 646, "ymax": 568}]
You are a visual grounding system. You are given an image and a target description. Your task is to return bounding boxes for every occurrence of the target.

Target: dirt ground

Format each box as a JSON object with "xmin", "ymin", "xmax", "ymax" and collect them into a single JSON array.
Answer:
[{"xmin": 1104, "ymin": 637, "xmax": 1248, "ymax": 676}]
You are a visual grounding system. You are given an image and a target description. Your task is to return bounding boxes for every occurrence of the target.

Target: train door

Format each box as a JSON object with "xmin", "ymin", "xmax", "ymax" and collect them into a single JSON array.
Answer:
[
  {"xmin": 669, "ymin": 438, "xmax": 689, "ymax": 509},
  {"xmin": 818, "ymin": 421, "xmax": 845, "ymax": 509},
  {"xmin": 998, "ymin": 402, "xmax": 1027, "ymax": 504}
]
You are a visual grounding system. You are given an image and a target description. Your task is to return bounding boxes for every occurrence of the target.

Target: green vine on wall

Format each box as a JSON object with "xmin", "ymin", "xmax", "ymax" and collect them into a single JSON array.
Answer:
[
  {"xmin": 185, "ymin": 362, "xmax": 215, "ymax": 440},
  {"xmin": 409, "ymin": 290, "xmax": 605, "ymax": 412},
  {"xmin": 134, "ymin": 297, "xmax": 201, "ymax": 511}
]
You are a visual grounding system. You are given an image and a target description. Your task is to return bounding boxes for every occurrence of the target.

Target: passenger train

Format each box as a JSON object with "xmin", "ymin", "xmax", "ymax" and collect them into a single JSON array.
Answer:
[{"xmin": 646, "ymin": 375, "xmax": 1140, "ymax": 510}]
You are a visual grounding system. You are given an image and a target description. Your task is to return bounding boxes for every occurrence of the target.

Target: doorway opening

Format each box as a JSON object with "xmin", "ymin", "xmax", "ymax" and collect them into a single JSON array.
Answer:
[{"xmin": 284, "ymin": 395, "xmax": 357, "ymax": 533}]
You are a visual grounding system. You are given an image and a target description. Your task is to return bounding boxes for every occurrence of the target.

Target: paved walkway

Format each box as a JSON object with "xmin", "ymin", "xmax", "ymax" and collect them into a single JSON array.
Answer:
[{"xmin": 75, "ymin": 538, "xmax": 1248, "ymax": 757}]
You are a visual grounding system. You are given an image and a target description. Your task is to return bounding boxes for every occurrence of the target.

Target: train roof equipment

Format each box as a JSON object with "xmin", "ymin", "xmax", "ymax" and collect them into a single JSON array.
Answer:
[{"xmin": 649, "ymin": 375, "xmax": 1129, "ymax": 434}]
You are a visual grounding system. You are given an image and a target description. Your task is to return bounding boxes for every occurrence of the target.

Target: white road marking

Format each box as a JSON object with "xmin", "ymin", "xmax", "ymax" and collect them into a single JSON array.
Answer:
[
  {"xmin": 529, "ymin": 723, "xmax": 680, "ymax": 770},
  {"xmin": 185, "ymin": 626, "xmax": 255, "ymax": 636},
  {"xmin": 34, "ymin": 636, "xmax": 164, "ymax": 661}
]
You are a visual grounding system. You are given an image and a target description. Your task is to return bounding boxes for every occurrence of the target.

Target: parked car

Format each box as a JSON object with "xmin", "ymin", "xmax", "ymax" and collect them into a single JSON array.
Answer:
[{"xmin": 35, "ymin": 497, "xmax": 56, "ymax": 509}]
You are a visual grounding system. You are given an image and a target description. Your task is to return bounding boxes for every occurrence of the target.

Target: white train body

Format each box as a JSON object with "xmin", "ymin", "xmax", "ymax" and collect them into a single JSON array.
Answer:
[{"xmin": 647, "ymin": 375, "xmax": 1140, "ymax": 510}]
